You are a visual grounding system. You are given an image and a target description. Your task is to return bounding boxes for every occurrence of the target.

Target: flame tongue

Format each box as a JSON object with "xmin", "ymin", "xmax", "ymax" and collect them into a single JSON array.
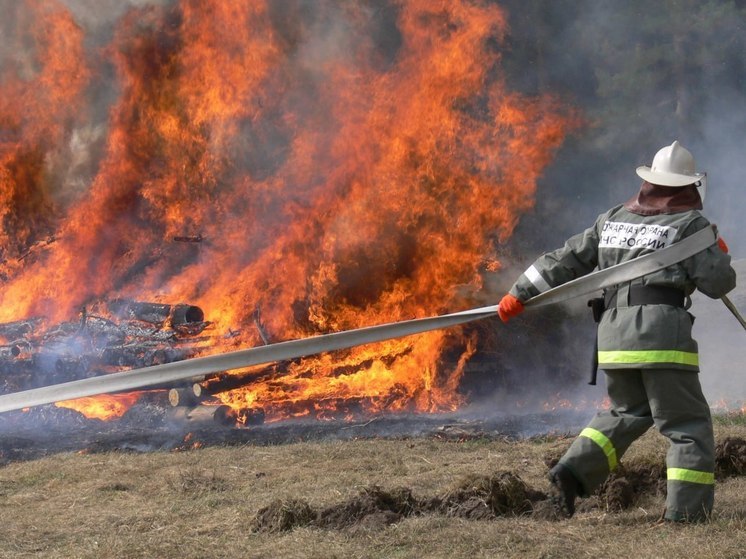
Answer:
[{"xmin": 0, "ymin": 0, "xmax": 578, "ymax": 421}]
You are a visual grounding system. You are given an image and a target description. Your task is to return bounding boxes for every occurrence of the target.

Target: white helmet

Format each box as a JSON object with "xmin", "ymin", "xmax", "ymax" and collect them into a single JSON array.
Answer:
[{"xmin": 636, "ymin": 140, "xmax": 705, "ymax": 187}]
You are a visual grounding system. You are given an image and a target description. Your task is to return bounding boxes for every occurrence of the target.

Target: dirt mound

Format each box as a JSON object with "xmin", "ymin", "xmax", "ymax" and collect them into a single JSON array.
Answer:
[
  {"xmin": 596, "ymin": 460, "xmax": 666, "ymax": 511},
  {"xmin": 316, "ymin": 485, "xmax": 418, "ymax": 529},
  {"xmin": 252, "ymin": 470, "xmax": 543, "ymax": 532},
  {"xmin": 251, "ymin": 498, "xmax": 316, "ymax": 533},
  {"xmin": 427, "ymin": 471, "xmax": 545, "ymax": 519},
  {"xmin": 545, "ymin": 447, "xmax": 667, "ymax": 514},
  {"xmin": 715, "ymin": 437, "xmax": 746, "ymax": 478},
  {"xmin": 251, "ymin": 486, "xmax": 418, "ymax": 533}
]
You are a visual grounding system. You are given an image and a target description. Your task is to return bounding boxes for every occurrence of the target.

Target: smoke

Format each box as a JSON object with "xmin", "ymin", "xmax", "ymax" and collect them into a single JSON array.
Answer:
[
  {"xmin": 507, "ymin": 0, "xmax": 746, "ymax": 252},
  {"xmin": 494, "ymin": 0, "xmax": 746, "ymax": 405},
  {"xmin": 58, "ymin": 0, "xmax": 170, "ymax": 30},
  {"xmin": 690, "ymin": 260, "xmax": 746, "ymax": 406}
]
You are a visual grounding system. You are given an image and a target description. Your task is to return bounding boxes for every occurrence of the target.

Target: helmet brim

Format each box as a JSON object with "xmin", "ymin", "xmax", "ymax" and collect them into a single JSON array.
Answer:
[{"xmin": 636, "ymin": 166, "xmax": 703, "ymax": 187}]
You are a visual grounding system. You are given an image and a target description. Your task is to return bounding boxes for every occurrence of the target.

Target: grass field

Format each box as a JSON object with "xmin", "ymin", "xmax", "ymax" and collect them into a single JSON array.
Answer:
[{"xmin": 1, "ymin": 415, "xmax": 746, "ymax": 558}]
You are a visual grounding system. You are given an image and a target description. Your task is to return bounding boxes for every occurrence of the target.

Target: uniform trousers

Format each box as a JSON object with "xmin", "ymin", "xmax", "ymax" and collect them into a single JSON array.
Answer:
[{"xmin": 559, "ymin": 368, "xmax": 714, "ymax": 521}]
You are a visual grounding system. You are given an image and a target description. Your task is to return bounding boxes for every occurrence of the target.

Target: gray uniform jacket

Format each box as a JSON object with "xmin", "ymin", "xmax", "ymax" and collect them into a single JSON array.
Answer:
[{"xmin": 509, "ymin": 205, "xmax": 736, "ymax": 371}]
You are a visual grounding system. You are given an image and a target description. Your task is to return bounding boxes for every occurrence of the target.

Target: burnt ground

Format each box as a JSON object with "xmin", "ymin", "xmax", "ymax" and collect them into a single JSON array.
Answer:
[{"xmin": 0, "ymin": 398, "xmax": 589, "ymax": 464}]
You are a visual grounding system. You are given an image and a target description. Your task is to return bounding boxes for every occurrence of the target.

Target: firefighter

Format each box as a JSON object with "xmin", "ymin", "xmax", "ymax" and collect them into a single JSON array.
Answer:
[{"xmin": 497, "ymin": 140, "xmax": 736, "ymax": 522}]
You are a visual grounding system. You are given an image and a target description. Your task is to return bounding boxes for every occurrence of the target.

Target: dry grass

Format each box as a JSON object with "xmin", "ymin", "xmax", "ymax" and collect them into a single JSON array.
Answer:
[{"xmin": 1, "ymin": 422, "xmax": 746, "ymax": 558}]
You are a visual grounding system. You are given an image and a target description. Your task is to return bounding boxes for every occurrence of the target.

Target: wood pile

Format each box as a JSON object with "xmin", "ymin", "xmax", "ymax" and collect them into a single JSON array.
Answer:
[{"xmin": 0, "ymin": 299, "xmax": 211, "ymax": 395}]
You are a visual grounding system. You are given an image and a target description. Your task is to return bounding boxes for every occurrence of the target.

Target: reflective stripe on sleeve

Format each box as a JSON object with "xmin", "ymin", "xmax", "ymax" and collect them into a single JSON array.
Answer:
[
  {"xmin": 597, "ymin": 350, "xmax": 699, "ymax": 367},
  {"xmin": 580, "ymin": 427, "xmax": 618, "ymax": 471},
  {"xmin": 524, "ymin": 265, "xmax": 551, "ymax": 293},
  {"xmin": 667, "ymin": 468, "xmax": 715, "ymax": 485}
]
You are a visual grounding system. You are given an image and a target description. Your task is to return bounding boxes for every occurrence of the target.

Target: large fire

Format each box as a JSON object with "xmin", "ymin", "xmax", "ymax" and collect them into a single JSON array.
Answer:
[{"xmin": 0, "ymin": 0, "xmax": 578, "ymax": 422}]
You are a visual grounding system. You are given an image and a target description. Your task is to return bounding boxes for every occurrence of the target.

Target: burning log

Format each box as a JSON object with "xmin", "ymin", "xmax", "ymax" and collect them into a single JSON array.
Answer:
[
  {"xmin": 79, "ymin": 315, "xmax": 126, "ymax": 347},
  {"xmin": 201, "ymin": 366, "xmax": 283, "ymax": 396},
  {"xmin": 118, "ymin": 322, "xmax": 177, "ymax": 342},
  {"xmin": 232, "ymin": 407, "xmax": 266, "ymax": 426},
  {"xmin": 170, "ymin": 304, "xmax": 205, "ymax": 326},
  {"xmin": 40, "ymin": 321, "xmax": 82, "ymax": 344},
  {"xmin": 173, "ymin": 234, "xmax": 203, "ymax": 243},
  {"xmin": 108, "ymin": 299, "xmax": 170, "ymax": 324},
  {"xmin": 0, "ymin": 318, "xmax": 43, "ymax": 340},
  {"xmin": 99, "ymin": 343, "xmax": 197, "ymax": 368},
  {"xmin": 15, "ymin": 236, "xmax": 58, "ymax": 265},
  {"xmin": 108, "ymin": 299, "xmax": 204, "ymax": 327},
  {"xmin": 0, "ymin": 344, "xmax": 22, "ymax": 358},
  {"xmin": 253, "ymin": 309, "xmax": 271, "ymax": 345}
]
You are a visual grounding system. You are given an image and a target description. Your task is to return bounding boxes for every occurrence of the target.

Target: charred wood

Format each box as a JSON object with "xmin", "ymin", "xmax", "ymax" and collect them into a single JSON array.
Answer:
[
  {"xmin": 253, "ymin": 309, "xmax": 270, "ymax": 345},
  {"xmin": 211, "ymin": 404, "xmax": 265, "ymax": 427},
  {"xmin": 78, "ymin": 315, "xmax": 126, "ymax": 347},
  {"xmin": 170, "ymin": 304, "xmax": 205, "ymax": 326},
  {"xmin": 18, "ymin": 235, "xmax": 56, "ymax": 261},
  {"xmin": 172, "ymin": 320, "xmax": 211, "ymax": 337},
  {"xmin": 118, "ymin": 322, "xmax": 177, "ymax": 342},
  {"xmin": 173, "ymin": 234, "xmax": 203, "ymax": 243},
  {"xmin": 108, "ymin": 299, "xmax": 204, "ymax": 327},
  {"xmin": 0, "ymin": 318, "xmax": 42, "ymax": 340},
  {"xmin": 40, "ymin": 321, "xmax": 82, "ymax": 344},
  {"xmin": 0, "ymin": 344, "xmax": 21, "ymax": 358},
  {"xmin": 232, "ymin": 407, "xmax": 266, "ymax": 426},
  {"xmin": 202, "ymin": 365, "xmax": 282, "ymax": 396},
  {"xmin": 99, "ymin": 343, "xmax": 197, "ymax": 368},
  {"xmin": 109, "ymin": 299, "xmax": 171, "ymax": 324}
]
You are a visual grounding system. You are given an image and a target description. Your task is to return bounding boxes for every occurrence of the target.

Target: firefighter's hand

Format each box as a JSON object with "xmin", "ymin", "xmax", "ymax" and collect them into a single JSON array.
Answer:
[
  {"xmin": 498, "ymin": 294, "xmax": 524, "ymax": 323},
  {"xmin": 717, "ymin": 237, "xmax": 729, "ymax": 253}
]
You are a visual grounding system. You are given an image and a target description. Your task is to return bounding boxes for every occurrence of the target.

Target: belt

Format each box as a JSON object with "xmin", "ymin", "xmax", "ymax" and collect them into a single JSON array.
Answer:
[
  {"xmin": 603, "ymin": 284, "xmax": 686, "ymax": 309},
  {"xmin": 587, "ymin": 284, "xmax": 686, "ymax": 386}
]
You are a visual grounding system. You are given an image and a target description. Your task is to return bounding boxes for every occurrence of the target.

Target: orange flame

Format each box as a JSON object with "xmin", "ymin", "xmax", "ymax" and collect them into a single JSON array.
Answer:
[
  {"xmin": 1, "ymin": 0, "xmax": 580, "ymax": 421},
  {"xmin": 0, "ymin": 0, "xmax": 89, "ymax": 276},
  {"xmin": 56, "ymin": 392, "xmax": 143, "ymax": 421}
]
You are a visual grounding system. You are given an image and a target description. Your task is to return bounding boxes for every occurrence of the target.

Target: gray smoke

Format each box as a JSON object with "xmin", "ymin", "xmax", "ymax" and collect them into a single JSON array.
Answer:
[{"xmin": 58, "ymin": 0, "xmax": 170, "ymax": 30}]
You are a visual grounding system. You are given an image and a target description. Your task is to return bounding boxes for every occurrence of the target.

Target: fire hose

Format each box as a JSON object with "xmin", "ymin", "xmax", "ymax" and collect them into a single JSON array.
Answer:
[
  {"xmin": 0, "ymin": 224, "xmax": 726, "ymax": 414},
  {"xmin": 721, "ymin": 294, "xmax": 746, "ymax": 331}
]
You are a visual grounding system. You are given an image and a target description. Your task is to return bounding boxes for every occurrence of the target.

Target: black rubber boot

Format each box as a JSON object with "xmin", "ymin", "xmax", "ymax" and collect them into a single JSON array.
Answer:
[{"xmin": 548, "ymin": 464, "xmax": 579, "ymax": 518}]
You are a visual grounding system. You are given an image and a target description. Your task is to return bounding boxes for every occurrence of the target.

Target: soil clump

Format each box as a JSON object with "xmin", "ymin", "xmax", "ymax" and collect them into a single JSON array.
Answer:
[
  {"xmin": 715, "ymin": 436, "xmax": 746, "ymax": 478},
  {"xmin": 251, "ymin": 470, "xmax": 544, "ymax": 532}
]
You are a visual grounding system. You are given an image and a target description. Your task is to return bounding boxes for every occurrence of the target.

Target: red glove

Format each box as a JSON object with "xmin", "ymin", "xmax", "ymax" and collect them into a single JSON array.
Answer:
[
  {"xmin": 498, "ymin": 294, "xmax": 524, "ymax": 323},
  {"xmin": 717, "ymin": 237, "xmax": 729, "ymax": 254}
]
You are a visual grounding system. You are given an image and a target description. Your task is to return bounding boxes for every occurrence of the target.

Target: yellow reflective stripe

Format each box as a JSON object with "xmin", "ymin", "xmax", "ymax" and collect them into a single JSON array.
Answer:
[
  {"xmin": 597, "ymin": 350, "xmax": 699, "ymax": 367},
  {"xmin": 580, "ymin": 428, "xmax": 618, "ymax": 471},
  {"xmin": 667, "ymin": 468, "xmax": 715, "ymax": 485}
]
